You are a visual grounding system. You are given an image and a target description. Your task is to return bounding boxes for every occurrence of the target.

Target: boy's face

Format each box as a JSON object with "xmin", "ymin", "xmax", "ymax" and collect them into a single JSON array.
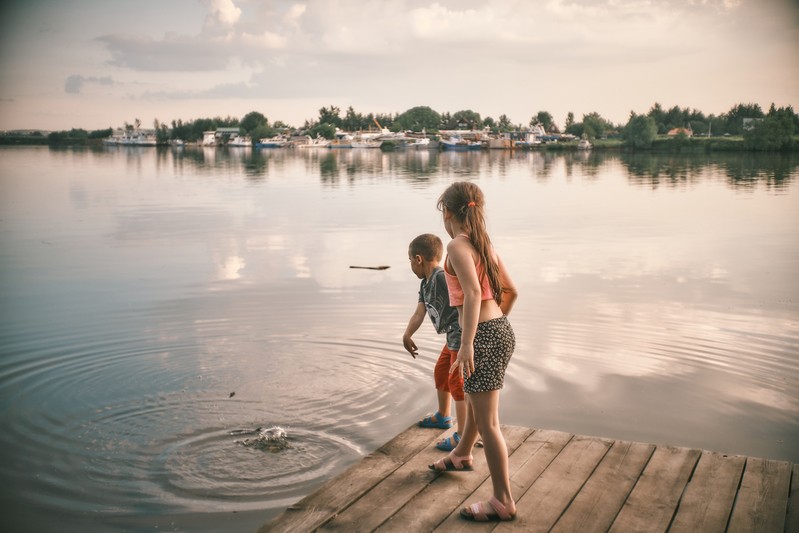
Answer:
[{"xmin": 408, "ymin": 253, "xmax": 424, "ymax": 279}]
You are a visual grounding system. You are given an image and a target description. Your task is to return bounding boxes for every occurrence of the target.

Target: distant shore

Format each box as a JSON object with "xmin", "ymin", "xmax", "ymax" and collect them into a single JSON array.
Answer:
[{"xmin": 2, "ymin": 134, "xmax": 798, "ymax": 153}]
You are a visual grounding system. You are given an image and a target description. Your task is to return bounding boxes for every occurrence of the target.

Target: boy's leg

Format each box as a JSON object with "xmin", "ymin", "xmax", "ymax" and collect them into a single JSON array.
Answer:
[
  {"xmin": 447, "ymin": 348, "xmax": 466, "ymax": 435},
  {"xmin": 437, "ymin": 390, "xmax": 452, "ymax": 418},
  {"xmin": 433, "ymin": 345, "xmax": 452, "ymax": 419}
]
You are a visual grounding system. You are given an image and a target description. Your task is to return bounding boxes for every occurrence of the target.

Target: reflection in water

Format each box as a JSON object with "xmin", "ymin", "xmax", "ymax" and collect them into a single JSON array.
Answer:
[
  {"xmin": 0, "ymin": 145, "xmax": 796, "ymax": 532},
  {"xmin": 622, "ymin": 151, "xmax": 798, "ymax": 191}
]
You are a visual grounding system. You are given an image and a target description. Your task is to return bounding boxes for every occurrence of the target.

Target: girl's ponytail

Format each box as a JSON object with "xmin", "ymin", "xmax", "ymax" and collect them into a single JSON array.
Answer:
[{"xmin": 438, "ymin": 182, "xmax": 503, "ymax": 305}]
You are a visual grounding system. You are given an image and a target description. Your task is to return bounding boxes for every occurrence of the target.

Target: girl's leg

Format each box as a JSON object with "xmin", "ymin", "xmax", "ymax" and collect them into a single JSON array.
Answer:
[
  {"xmin": 451, "ymin": 394, "xmax": 479, "ymax": 454},
  {"xmin": 467, "ymin": 390, "xmax": 515, "ymax": 512},
  {"xmin": 454, "ymin": 399, "xmax": 466, "ymax": 435},
  {"xmin": 448, "ymin": 348, "xmax": 466, "ymax": 435}
]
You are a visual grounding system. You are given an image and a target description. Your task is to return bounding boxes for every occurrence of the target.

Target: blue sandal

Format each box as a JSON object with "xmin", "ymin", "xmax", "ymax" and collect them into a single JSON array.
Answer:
[
  {"xmin": 436, "ymin": 431, "xmax": 460, "ymax": 451},
  {"xmin": 418, "ymin": 411, "xmax": 453, "ymax": 429}
]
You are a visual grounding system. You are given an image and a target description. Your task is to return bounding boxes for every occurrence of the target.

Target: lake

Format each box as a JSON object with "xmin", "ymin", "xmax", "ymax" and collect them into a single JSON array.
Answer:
[{"xmin": 1, "ymin": 145, "xmax": 797, "ymax": 532}]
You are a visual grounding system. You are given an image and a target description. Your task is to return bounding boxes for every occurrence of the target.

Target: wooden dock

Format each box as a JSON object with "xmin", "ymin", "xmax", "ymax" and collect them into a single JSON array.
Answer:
[{"xmin": 260, "ymin": 424, "xmax": 798, "ymax": 532}]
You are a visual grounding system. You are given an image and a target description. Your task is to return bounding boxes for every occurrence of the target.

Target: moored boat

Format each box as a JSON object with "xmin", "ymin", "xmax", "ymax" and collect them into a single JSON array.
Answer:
[
  {"xmin": 297, "ymin": 135, "xmax": 331, "ymax": 148},
  {"xmin": 228, "ymin": 134, "xmax": 252, "ymax": 147},
  {"xmin": 440, "ymin": 135, "xmax": 481, "ymax": 151},
  {"xmin": 256, "ymin": 135, "xmax": 289, "ymax": 148}
]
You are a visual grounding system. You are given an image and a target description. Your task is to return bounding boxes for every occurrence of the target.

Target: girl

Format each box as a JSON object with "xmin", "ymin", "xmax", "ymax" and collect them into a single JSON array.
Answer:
[{"xmin": 427, "ymin": 181, "xmax": 519, "ymax": 522}]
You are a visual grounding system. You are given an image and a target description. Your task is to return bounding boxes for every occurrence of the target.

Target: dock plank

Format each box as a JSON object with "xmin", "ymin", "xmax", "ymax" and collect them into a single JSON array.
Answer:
[
  {"xmin": 433, "ymin": 428, "xmax": 574, "ymax": 533},
  {"xmin": 258, "ymin": 424, "xmax": 443, "ymax": 533},
  {"xmin": 497, "ymin": 435, "xmax": 613, "ymax": 532},
  {"xmin": 786, "ymin": 464, "xmax": 799, "ymax": 533},
  {"xmin": 727, "ymin": 457, "xmax": 792, "ymax": 533},
  {"xmin": 550, "ymin": 440, "xmax": 656, "ymax": 533},
  {"xmin": 261, "ymin": 424, "xmax": 795, "ymax": 533},
  {"xmin": 375, "ymin": 425, "xmax": 534, "ymax": 533},
  {"xmin": 608, "ymin": 445, "xmax": 702, "ymax": 533},
  {"xmin": 669, "ymin": 451, "xmax": 746, "ymax": 533}
]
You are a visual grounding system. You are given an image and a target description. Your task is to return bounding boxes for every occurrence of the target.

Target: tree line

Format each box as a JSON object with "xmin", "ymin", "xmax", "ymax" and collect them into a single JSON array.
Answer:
[{"xmin": 29, "ymin": 101, "xmax": 798, "ymax": 151}]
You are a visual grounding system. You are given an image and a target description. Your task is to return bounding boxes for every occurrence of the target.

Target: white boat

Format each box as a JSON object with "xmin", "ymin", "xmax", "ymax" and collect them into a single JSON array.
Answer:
[
  {"xmin": 228, "ymin": 134, "xmax": 252, "ymax": 147},
  {"xmin": 351, "ymin": 137, "xmax": 382, "ymax": 148},
  {"xmin": 407, "ymin": 137, "xmax": 431, "ymax": 148},
  {"xmin": 329, "ymin": 129, "xmax": 353, "ymax": 148},
  {"xmin": 104, "ymin": 129, "xmax": 157, "ymax": 146},
  {"xmin": 202, "ymin": 131, "xmax": 217, "ymax": 146},
  {"xmin": 256, "ymin": 135, "xmax": 288, "ymax": 148},
  {"xmin": 298, "ymin": 135, "xmax": 331, "ymax": 148},
  {"xmin": 577, "ymin": 139, "xmax": 592, "ymax": 150}
]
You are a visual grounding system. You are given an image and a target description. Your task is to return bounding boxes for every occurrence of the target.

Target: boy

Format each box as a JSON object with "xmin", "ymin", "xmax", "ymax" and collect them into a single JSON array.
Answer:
[{"xmin": 403, "ymin": 233, "xmax": 465, "ymax": 451}]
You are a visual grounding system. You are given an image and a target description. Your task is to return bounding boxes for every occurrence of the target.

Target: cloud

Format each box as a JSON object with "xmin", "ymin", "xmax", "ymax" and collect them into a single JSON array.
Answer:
[
  {"xmin": 64, "ymin": 75, "xmax": 114, "ymax": 94},
  {"xmin": 204, "ymin": 0, "xmax": 242, "ymax": 29},
  {"xmin": 240, "ymin": 30, "xmax": 287, "ymax": 49},
  {"xmin": 96, "ymin": 33, "xmax": 231, "ymax": 71}
]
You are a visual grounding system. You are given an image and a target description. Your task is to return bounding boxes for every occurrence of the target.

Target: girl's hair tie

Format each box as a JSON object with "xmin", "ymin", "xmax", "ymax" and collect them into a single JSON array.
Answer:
[{"xmin": 467, "ymin": 201, "xmax": 476, "ymax": 207}]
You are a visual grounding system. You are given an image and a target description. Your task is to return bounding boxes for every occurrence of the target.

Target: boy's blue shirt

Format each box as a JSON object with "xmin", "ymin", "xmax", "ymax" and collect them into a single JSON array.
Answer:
[{"xmin": 418, "ymin": 266, "xmax": 462, "ymax": 350}]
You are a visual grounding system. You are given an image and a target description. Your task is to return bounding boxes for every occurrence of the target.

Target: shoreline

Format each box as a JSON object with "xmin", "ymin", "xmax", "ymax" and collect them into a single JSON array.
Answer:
[{"xmin": 3, "ymin": 135, "xmax": 798, "ymax": 153}]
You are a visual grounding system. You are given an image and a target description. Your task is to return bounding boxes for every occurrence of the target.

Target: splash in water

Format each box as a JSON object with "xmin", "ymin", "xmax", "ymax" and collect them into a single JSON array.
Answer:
[{"xmin": 231, "ymin": 426, "xmax": 291, "ymax": 452}]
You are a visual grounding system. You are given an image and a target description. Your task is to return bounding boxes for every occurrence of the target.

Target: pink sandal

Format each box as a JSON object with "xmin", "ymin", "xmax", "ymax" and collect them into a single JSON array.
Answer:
[
  {"xmin": 460, "ymin": 495, "xmax": 516, "ymax": 521},
  {"xmin": 428, "ymin": 451, "xmax": 474, "ymax": 471}
]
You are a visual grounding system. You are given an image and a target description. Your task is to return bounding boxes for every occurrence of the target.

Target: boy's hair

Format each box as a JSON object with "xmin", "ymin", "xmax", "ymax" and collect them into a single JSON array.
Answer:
[{"xmin": 409, "ymin": 234, "xmax": 443, "ymax": 262}]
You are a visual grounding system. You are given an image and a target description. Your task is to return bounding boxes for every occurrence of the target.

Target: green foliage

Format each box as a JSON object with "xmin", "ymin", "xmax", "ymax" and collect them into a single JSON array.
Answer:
[
  {"xmin": 394, "ymin": 106, "xmax": 441, "ymax": 132},
  {"xmin": 531, "ymin": 111, "xmax": 555, "ymax": 132},
  {"xmin": 89, "ymin": 128, "xmax": 113, "ymax": 139},
  {"xmin": 723, "ymin": 103, "xmax": 764, "ymax": 135},
  {"xmin": 565, "ymin": 112, "xmax": 575, "ymax": 131},
  {"xmin": 306, "ymin": 122, "xmax": 336, "ymax": 139},
  {"xmin": 623, "ymin": 114, "xmax": 658, "ymax": 149},
  {"xmin": 448, "ymin": 110, "xmax": 482, "ymax": 130},
  {"xmin": 566, "ymin": 122, "xmax": 584, "ymax": 137},
  {"xmin": 565, "ymin": 111, "xmax": 615, "ymax": 138},
  {"xmin": 250, "ymin": 124, "xmax": 276, "ymax": 142},
  {"xmin": 497, "ymin": 114, "xmax": 514, "ymax": 133},
  {"xmin": 318, "ymin": 105, "xmax": 342, "ymax": 128},
  {"xmin": 240, "ymin": 111, "xmax": 268, "ymax": 134},
  {"xmin": 743, "ymin": 115, "xmax": 794, "ymax": 151}
]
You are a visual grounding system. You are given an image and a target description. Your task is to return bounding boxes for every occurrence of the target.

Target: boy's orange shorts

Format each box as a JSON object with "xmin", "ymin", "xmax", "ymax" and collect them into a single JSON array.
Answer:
[{"xmin": 434, "ymin": 345, "xmax": 464, "ymax": 401}]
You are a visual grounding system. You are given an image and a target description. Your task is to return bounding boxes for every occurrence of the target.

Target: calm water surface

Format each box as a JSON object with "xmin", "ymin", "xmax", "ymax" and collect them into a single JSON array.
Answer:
[{"xmin": 1, "ymin": 146, "xmax": 797, "ymax": 532}]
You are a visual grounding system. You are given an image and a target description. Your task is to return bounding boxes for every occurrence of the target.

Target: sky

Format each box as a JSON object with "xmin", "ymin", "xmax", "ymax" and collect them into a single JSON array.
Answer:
[{"xmin": 0, "ymin": 0, "xmax": 797, "ymax": 132}]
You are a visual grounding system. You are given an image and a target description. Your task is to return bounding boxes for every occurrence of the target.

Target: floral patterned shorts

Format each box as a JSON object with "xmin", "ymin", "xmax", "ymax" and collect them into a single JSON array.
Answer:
[{"xmin": 463, "ymin": 316, "xmax": 515, "ymax": 394}]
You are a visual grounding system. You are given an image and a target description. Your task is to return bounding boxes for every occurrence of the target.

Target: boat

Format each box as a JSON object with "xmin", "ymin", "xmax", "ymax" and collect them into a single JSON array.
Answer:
[
  {"xmin": 351, "ymin": 137, "xmax": 382, "ymax": 149},
  {"xmin": 228, "ymin": 134, "xmax": 252, "ymax": 147},
  {"xmin": 328, "ymin": 129, "xmax": 353, "ymax": 148},
  {"xmin": 440, "ymin": 135, "xmax": 481, "ymax": 151},
  {"xmin": 256, "ymin": 135, "xmax": 289, "ymax": 148},
  {"xmin": 202, "ymin": 131, "xmax": 217, "ymax": 146},
  {"xmin": 577, "ymin": 139, "xmax": 592, "ymax": 150},
  {"xmin": 104, "ymin": 129, "xmax": 157, "ymax": 146},
  {"xmin": 297, "ymin": 135, "xmax": 331, "ymax": 148}
]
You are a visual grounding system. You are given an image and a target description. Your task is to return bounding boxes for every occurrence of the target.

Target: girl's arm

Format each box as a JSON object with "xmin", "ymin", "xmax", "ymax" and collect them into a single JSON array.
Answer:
[
  {"xmin": 447, "ymin": 238, "xmax": 482, "ymax": 378},
  {"xmin": 497, "ymin": 253, "xmax": 518, "ymax": 316},
  {"xmin": 402, "ymin": 302, "xmax": 427, "ymax": 358}
]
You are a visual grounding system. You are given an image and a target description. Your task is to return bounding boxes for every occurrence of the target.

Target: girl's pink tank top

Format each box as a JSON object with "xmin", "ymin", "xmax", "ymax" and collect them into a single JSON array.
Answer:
[{"xmin": 443, "ymin": 236, "xmax": 495, "ymax": 306}]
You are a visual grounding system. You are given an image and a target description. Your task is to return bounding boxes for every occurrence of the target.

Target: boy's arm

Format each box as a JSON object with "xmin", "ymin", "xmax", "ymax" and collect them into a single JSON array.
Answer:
[{"xmin": 402, "ymin": 302, "xmax": 427, "ymax": 358}]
